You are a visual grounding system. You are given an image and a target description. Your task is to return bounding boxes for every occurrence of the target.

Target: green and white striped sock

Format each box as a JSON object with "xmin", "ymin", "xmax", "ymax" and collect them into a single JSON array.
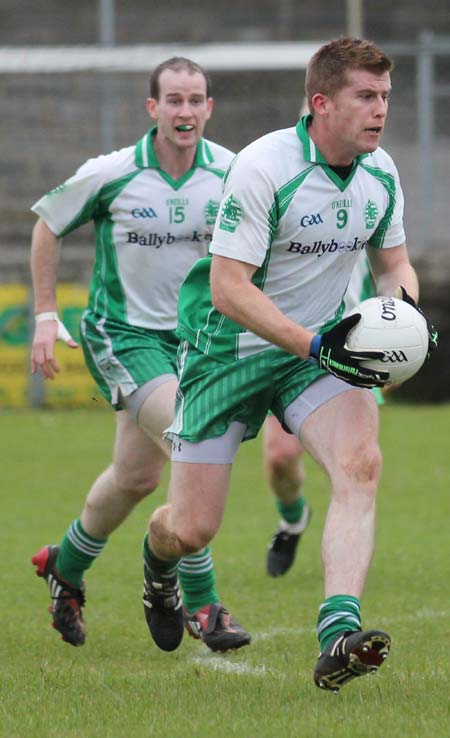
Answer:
[
  {"xmin": 276, "ymin": 496, "xmax": 306, "ymax": 524},
  {"xmin": 143, "ymin": 534, "xmax": 180, "ymax": 581},
  {"xmin": 317, "ymin": 594, "xmax": 361, "ymax": 652},
  {"xmin": 56, "ymin": 519, "xmax": 107, "ymax": 588},
  {"xmin": 178, "ymin": 546, "xmax": 219, "ymax": 613}
]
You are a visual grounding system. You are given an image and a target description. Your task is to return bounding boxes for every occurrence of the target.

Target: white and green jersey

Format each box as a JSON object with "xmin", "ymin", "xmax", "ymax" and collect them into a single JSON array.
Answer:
[
  {"xmin": 32, "ymin": 128, "xmax": 234, "ymax": 330},
  {"xmin": 177, "ymin": 115, "xmax": 405, "ymax": 360},
  {"xmin": 344, "ymin": 253, "xmax": 376, "ymax": 314}
]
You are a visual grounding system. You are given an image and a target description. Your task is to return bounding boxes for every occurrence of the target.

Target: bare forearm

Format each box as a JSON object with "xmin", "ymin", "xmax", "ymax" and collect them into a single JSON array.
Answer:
[
  {"xmin": 210, "ymin": 256, "xmax": 314, "ymax": 359},
  {"xmin": 30, "ymin": 218, "xmax": 60, "ymax": 313},
  {"xmin": 30, "ymin": 218, "xmax": 78, "ymax": 378},
  {"xmin": 368, "ymin": 244, "xmax": 419, "ymax": 302},
  {"xmin": 376, "ymin": 262, "xmax": 419, "ymax": 301}
]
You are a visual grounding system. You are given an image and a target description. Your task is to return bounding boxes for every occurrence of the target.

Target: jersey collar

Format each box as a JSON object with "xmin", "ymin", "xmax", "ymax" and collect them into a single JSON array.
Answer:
[
  {"xmin": 296, "ymin": 114, "xmax": 369, "ymax": 166},
  {"xmin": 134, "ymin": 126, "xmax": 215, "ymax": 169}
]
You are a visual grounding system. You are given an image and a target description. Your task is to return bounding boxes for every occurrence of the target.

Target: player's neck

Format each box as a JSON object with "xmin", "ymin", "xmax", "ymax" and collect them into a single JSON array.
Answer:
[
  {"xmin": 308, "ymin": 120, "xmax": 354, "ymax": 167},
  {"xmin": 153, "ymin": 136, "xmax": 197, "ymax": 179}
]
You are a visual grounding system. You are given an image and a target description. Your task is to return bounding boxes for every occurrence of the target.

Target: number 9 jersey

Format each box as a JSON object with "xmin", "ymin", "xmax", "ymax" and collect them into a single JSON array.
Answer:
[{"xmin": 177, "ymin": 115, "xmax": 406, "ymax": 361}]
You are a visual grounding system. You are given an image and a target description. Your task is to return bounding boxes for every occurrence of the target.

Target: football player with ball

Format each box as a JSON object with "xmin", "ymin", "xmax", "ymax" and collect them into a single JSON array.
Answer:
[{"xmin": 142, "ymin": 37, "xmax": 437, "ymax": 691}]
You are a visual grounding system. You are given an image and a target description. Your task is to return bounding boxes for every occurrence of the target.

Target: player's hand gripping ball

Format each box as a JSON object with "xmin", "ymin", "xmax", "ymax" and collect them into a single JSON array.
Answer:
[{"xmin": 346, "ymin": 295, "xmax": 430, "ymax": 385}]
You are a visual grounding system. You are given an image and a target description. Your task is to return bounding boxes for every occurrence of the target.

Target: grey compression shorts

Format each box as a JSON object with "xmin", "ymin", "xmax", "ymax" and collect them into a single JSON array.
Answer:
[
  {"xmin": 121, "ymin": 373, "xmax": 176, "ymax": 424},
  {"xmin": 169, "ymin": 373, "xmax": 358, "ymax": 464}
]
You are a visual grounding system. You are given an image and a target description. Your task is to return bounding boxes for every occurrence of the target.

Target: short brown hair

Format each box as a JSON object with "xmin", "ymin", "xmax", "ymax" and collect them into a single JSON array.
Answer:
[
  {"xmin": 305, "ymin": 37, "xmax": 394, "ymax": 113},
  {"xmin": 149, "ymin": 57, "xmax": 212, "ymax": 99}
]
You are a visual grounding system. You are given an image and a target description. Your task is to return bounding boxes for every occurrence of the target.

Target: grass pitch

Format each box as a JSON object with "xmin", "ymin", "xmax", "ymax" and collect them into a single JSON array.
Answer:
[{"xmin": 2, "ymin": 402, "xmax": 450, "ymax": 738}]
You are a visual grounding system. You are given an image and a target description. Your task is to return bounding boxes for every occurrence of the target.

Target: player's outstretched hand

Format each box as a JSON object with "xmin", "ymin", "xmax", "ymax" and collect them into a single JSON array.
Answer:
[
  {"xmin": 396, "ymin": 286, "xmax": 438, "ymax": 360},
  {"xmin": 31, "ymin": 313, "xmax": 79, "ymax": 379},
  {"xmin": 309, "ymin": 313, "xmax": 389, "ymax": 388}
]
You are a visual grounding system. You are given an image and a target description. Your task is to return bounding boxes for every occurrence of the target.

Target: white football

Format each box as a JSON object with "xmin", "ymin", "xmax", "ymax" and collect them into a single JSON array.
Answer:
[{"xmin": 346, "ymin": 296, "xmax": 429, "ymax": 385}]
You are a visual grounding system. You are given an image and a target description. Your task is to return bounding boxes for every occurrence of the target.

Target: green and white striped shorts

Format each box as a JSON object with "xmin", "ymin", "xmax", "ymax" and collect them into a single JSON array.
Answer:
[
  {"xmin": 168, "ymin": 340, "xmax": 330, "ymax": 444},
  {"xmin": 80, "ymin": 310, "xmax": 178, "ymax": 409}
]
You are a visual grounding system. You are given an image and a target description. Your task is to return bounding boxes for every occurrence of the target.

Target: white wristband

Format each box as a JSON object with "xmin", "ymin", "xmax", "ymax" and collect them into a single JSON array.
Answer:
[
  {"xmin": 34, "ymin": 312, "xmax": 76, "ymax": 344},
  {"xmin": 35, "ymin": 312, "xmax": 58, "ymax": 323}
]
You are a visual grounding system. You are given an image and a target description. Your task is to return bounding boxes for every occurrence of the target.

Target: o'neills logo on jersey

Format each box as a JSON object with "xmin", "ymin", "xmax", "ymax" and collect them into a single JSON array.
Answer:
[
  {"xmin": 286, "ymin": 236, "xmax": 366, "ymax": 257},
  {"xmin": 126, "ymin": 231, "xmax": 212, "ymax": 247}
]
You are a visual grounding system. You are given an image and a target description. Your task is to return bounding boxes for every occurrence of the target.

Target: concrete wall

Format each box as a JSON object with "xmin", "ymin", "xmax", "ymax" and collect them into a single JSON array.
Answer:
[
  {"xmin": 1, "ymin": 1, "xmax": 449, "ymax": 45},
  {"xmin": 1, "ymin": 2, "xmax": 449, "ymax": 400}
]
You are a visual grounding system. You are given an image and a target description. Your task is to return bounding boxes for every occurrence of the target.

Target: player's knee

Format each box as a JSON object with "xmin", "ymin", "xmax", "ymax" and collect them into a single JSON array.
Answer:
[
  {"xmin": 268, "ymin": 445, "xmax": 298, "ymax": 471},
  {"xmin": 265, "ymin": 430, "xmax": 302, "ymax": 473},
  {"xmin": 177, "ymin": 524, "xmax": 214, "ymax": 555},
  {"xmin": 115, "ymin": 464, "xmax": 162, "ymax": 500},
  {"xmin": 342, "ymin": 441, "xmax": 382, "ymax": 489},
  {"xmin": 149, "ymin": 514, "xmax": 210, "ymax": 557},
  {"xmin": 270, "ymin": 450, "xmax": 303, "ymax": 480},
  {"xmin": 267, "ymin": 449, "xmax": 304, "ymax": 489},
  {"xmin": 166, "ymin": 516, "xmax": 215, "ymax": 555}
]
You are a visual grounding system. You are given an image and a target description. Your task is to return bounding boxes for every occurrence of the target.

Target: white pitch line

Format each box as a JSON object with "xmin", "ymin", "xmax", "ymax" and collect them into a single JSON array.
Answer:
[
  {"xmin": 254, "ymin": 609, "xmax": 450, "ymax": 642},
  {"xmin": 191, "ymin": 654, "xmax": 273, "ymax": 676},
  {"xmin": 189, "ymin": 609, "xmax": 450, "ymax": 675},
  {"xmin": 253, "ymin": 626, "xmax": 314, "ymax": 641}
]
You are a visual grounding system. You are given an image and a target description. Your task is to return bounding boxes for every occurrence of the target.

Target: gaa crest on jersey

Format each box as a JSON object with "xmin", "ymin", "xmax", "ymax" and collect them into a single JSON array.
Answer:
[
  {"xmin": 204, "ymin": 199, "xmax": 220, "ymax": 225},
  {"xmin": 131, "ymin": 207, "xmax": 157, "ymax": 218},
  {"xmin": 219, "ymin": 195, "xmax": 244, "ymax": 233},
  {"xmin": 364, "ymin": 200, "xmax": 378, "ymax": 229},
  {"xmin": 299, "ymin": 213, "xmax": 324, "ymax": 227}
]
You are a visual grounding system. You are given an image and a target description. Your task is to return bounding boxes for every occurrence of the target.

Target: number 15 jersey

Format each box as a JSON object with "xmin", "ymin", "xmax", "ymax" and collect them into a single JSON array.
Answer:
[{"xmin": 32, "ymin": 128, "xmax": 234, "ymax": 330}]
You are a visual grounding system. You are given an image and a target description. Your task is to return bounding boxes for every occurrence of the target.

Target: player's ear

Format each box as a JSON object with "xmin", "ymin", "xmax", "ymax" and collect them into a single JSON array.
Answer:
[
  {"xmin": 311, "ymin": 93, "xmax": 329, "ymax": 116},
  {"xmin": 206, "ymin": 97, "xmax": 214, "ymax": 119},
  {"xmin": 146, "ymin": 97, "xmax": 158, "ymax": 120}
]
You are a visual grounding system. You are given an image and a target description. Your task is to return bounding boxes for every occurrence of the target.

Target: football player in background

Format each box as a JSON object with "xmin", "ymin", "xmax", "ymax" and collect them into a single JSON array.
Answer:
[{"xmin": 30, "ymin": 57, "xmax": 250, "ymax": 654}]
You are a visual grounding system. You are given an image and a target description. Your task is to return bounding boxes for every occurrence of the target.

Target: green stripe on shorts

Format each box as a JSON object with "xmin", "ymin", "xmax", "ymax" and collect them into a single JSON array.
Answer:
[
  {"xmin": 172, "ymin": 341, "xmax": 326, "ymax": 442},
  {"xmin": 81, "ymin": 310, "xmax": 179, "ymax": 407}
]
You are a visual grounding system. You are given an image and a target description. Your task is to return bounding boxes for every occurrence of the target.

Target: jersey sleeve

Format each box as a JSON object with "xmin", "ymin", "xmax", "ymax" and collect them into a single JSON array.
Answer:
[
  {"xmin": 368, "ymin": 156, "xmax": 406, "ymax": 249},
  {"xmin": 209, "ymin": 147, "xmax": 276, "ymax": 267},
  {"xmin": 31, "ymin": 154, "xmax": 114, "ymax": 238}
]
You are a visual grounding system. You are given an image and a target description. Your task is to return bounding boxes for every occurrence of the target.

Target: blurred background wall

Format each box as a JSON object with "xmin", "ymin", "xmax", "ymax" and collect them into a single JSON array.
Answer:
[{"xmin": 0, "ymin": 1, "xmax": 449, "ymax": 405}]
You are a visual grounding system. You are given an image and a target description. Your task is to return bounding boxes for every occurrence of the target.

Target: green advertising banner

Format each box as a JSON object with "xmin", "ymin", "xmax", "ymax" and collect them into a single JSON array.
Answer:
[
  {"xmin": 0, "ymin": 285, "xmax": 29, "ymax": 408},
  {"xmin": 0, "ymin": 284, "xmax": 101, "ymax": 409}
]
